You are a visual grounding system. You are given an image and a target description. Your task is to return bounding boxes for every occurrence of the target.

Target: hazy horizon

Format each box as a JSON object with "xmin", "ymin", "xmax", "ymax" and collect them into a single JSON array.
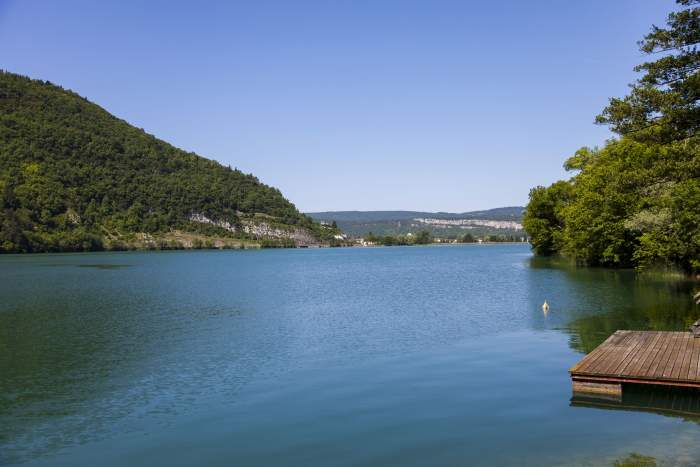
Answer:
[
  {"xmin": 304, "ymin": 206, "xmax": 524, "ymax": 214},
  {"xmin": 0, "ymin": 0, "xmax": 671, "ymax": 212}
]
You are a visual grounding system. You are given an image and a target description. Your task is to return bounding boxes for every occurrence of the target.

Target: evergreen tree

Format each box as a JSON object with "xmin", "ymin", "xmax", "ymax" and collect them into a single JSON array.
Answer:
[{"xmin": 597, "ymin": 0, "xmax": 700, "ymax": 143}]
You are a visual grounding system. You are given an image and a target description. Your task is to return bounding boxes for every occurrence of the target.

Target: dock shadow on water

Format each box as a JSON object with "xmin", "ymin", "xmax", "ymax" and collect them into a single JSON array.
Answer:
[{"xmin": 573, "ymin": 385, "xmax": 700, "ymax": 423}]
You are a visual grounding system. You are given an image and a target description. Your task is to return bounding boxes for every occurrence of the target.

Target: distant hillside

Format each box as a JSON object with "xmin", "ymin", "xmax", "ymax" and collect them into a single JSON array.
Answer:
[
  {"xmin": 307, "ymin": 207, "xmax": 525, "ymax": 237},
  {"xmin": 0, "ymin": 71, "xmax": 336, "ymax": 252},
  {"xmin": 309, "ymin": 207, "xmax": 523, "ymax": 222}
]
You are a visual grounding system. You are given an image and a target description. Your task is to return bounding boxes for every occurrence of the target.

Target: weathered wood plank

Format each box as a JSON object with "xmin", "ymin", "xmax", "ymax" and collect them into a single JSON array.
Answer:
[
  {"xmin": 570, "ymin": 331, "xmax": 627, "ymax": 374},
  {"xmin": 675, "ymin": 334, "xmax": 694, "ymax": 380},
  {"xmin": 645, "ymin": 332, "xmax": 674, "ymax": 378},
  {"xmin": 635, "ymin": 331, "xmax": 665, "ymax": 377},
  {"xmin": 650, "ymin": 332, "xmax": 676, "ymax": 379},
  {"xmin": 572, "ymin": 331, "xmax": 627, "ymax": 373},
  {"xmin": 607, "ymin": 331, "xmax": 651, "ymax": 376},
  {"xmin": 619, "ymin": 331, "xmax": 658, "ymax": 377},
  {"xmin": 583, "ymin": 331, "xmax": 635, "ymax": 375},
  {"xmin": 667, "ymin": 333, "xmax": 686, "ymax": 380},
  {"xmin": 661, "ymin": 333, "xmax": 685, "ymax": 379},
  {"xmin": 690, "ymin": 337, "xmax": 700, "ymax": 381},
  {"xmin": 625, "ymin": 331, "xmax": 662, "ymax": 377}
]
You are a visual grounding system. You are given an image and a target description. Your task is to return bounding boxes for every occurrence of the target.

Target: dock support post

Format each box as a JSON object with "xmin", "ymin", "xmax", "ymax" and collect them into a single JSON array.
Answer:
[{"xmin": 572, "ymin": 379, "xmax": 622, "ymax": 400}]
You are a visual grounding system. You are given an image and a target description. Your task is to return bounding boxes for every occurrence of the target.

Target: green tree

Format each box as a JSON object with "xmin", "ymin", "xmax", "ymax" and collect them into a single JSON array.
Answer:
[
  {"xmin": 414, "ymin": 230, "xmax": 433, "ymax": 245},
  {"xmin": 461, "ymin": 233, "xmax": 476, "ymax": 243},
  {"xmin": 597, "ymin": 0, "xmax": 700, "ymax": 143},
  {"xmin": 381, "ymin": 235, "xmax": 396, "ymax": 246},
  {"xmin": 523, "ymin": 181, "xmax": 573, "ymax": 256},
  {"xmin": 524, "ymin": 0, "xmax": 700, "ymax": 274}
]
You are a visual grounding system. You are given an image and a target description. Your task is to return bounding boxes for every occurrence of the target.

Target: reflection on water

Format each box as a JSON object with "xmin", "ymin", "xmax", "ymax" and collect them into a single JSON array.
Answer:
[
  {"xmin": 610, "ymin": 453, "xmax": 658, "ymax": 467},
  {"xmin": 530, "ymin": 256, "xmax": 699, "ymax": 353},
  {"xmin": 40, "ymin": 263, "xmax": 132, "ymax": 269},
  {"xmin": 572, "ymin": 385, "xmax": 700, "ymax": 424},
  {"xmin": 76, "ymin": 264, "xmax": 132, "ymax": 269}
]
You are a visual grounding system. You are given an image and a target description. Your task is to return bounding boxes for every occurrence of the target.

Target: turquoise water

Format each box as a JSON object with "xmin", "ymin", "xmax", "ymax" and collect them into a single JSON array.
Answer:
[{"xmin": 1, "ymin": 244, "xmax": 699, "ymax": 466}]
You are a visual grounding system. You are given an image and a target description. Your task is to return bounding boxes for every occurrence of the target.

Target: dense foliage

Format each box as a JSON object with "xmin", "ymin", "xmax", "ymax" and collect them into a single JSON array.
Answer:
[
  {"xmin": 364, "ymin": 230, "xmax": 433, "ymax": 246},
  {"xmin": 0, "ymin": 71, "xmax": 322, "ymax": 252},
  {"xmin": 524, "ymin": 0, "xmax": 700, "ymax": 274},
  {"xmin": 361, "ymin": 230, "xmax": 524, "ymax": 246}
]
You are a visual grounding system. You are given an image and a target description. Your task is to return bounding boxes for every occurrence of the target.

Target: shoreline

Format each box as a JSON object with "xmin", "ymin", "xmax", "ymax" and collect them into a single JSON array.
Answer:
[{"xmin": 0, "ymin": 241, "xmax": 532, "ymax": 256}]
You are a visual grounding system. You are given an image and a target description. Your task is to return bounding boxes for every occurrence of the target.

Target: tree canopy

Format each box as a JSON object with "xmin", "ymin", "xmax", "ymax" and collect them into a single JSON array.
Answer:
[{"xmin": 524, "ymin": 0, "xmax": 700, "ymax": 274}]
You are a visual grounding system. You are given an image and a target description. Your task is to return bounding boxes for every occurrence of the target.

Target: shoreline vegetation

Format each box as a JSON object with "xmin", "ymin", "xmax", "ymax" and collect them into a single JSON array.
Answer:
[
  {"xmin": 360, "ymin": 230, "xmax": 527, "ymax": 247},
  {"xmin": 523, "ymin": 0, "xmax": 700, "ymax": 276},
  {"xmin": 0, "ymin": 228, "xmax": 532, "ymax": 254},
  {"xmin": 0, "ymin": 235, "xmax": 531, "ymax": 254}
]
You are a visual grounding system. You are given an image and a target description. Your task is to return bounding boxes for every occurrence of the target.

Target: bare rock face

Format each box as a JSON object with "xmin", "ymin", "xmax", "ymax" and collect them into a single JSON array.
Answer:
[
  {"xmin": 66, "ymin": 208, "xmax": 81, "ymax": 225},
  {"xmin": 189, "ymin": 213, "xmax": 317, "ymax": 245},
  {"xmin": 241, "ymin": 221, "xmax": 317, "ymax": 244},
  {"xmin": 189, "ymin": 213, "xmax": 237, "ymax": 233}
]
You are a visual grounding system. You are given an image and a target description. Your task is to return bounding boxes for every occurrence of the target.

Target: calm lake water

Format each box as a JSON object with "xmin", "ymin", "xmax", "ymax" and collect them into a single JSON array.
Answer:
[{"xmin": 2, "ymin": 244, "xmax": 700, "ymax": 466}]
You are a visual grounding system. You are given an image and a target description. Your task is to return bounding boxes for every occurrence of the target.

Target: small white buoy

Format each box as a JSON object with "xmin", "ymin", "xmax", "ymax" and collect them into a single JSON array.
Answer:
[{"xmin": 542, "ymin": 300, "xmax": 550, "ymax": 312}]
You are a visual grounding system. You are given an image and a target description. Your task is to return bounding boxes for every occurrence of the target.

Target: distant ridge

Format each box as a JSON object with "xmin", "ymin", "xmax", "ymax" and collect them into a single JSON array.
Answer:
[
  {"xmin": 307, "ymin": 207, "xmax": 525, "ymax": 237},
  {"xmin": 307, "ymin": 207, "xmax": 523, "ymax": 222}
]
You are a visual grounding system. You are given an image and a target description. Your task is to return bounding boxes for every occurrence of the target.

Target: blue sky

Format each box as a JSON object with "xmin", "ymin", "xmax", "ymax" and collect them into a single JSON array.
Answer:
[{"xmin": 0, "ymin": 0, "xmax": 672, "ymax": 212}]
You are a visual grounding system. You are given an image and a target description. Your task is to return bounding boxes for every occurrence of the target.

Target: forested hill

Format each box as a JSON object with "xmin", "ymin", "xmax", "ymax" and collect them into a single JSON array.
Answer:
[{"xmin": 0, "ymin": 71, "xmax": 331, "ymax": 252}]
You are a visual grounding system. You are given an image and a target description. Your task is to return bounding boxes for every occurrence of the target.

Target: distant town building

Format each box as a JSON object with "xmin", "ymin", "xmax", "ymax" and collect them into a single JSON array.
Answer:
[{"xmin": 413, "ymin": 218, "xmax": 523, "ymax": 230}]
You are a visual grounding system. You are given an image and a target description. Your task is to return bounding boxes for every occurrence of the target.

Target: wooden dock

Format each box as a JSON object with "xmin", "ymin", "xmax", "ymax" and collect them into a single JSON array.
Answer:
[{"xmin": 570, "ymin": 330, "xmax": 700, "ymax": 398}]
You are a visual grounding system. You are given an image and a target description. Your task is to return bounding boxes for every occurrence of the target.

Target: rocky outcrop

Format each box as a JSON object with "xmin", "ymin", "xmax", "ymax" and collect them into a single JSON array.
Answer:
[
  {"xmin": 241, "ymin": 221, "xmax": 317, "ymax": 244},
  {"xmin": 189, "ymin": 213, "xmax": 237, "ymax": 233},
  {"xmin": 189, "ymin": 213, "xmax": 317, "ymax": 245}
]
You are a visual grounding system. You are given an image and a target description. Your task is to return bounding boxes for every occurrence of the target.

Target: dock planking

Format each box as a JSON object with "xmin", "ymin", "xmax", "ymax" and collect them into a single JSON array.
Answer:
[{"xmin": 570, "ymin": 331, "xmax": 700, "ymax": 397}]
